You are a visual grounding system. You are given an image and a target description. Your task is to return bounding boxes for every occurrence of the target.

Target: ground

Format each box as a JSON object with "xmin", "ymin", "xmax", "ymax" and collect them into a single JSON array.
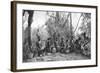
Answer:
[{"xmin": 24, "ymin": 52, "xmax": 90, "ymax": 62}]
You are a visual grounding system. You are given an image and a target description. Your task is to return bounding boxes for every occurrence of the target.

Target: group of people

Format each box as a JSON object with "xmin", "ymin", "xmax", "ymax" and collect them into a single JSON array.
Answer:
[
  {"xmin": 33, "ymin": 32, "xmax": 72, "ymax": 57},
  {"xmin": 74, "ymin": 32, "xmax": 91, "ymax": 56},
  {"xmin": 33, "ymin": 32, "xmax": 90, "ymax": 57},
  {"xmin": 36, "ymin": 37, "xmax": 71, "ymax": 56},
  {"xmin": 23, "ymin": 32, "xmax": 90, "ymax": 59}
]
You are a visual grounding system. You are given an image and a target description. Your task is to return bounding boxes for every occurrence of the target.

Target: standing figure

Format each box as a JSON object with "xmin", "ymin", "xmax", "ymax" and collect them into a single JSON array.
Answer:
[
  {"xmin": 35, "ymin": 40, "xmax": 40, "ymax": 57},
  {"xmin": 35, "ymin": 33, "xmax": 41, "ymax": 57},
  {"xmin": 74, "ymin": 37, "xmax": 82, "ymax": 53},
  {"xmin": 45, "ymin": 38, "xmax": 51, "ymax": 55},
  {"xmin": 64, "ymin": 39, "xmax": 70, "ymax": 53},
  {"xmin": 56, "ymin": 39, "xmax": 60, "ymax": 52},
  {"xmin": 60, "ymin": 38, "xmax": 65, "ymax": 53}
]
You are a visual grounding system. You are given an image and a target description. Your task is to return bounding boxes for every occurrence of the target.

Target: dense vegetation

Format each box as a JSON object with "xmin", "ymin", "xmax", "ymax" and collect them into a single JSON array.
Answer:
[{"xmin": 22, "ymin": 10, "xmax": 91, "ymax": 61}]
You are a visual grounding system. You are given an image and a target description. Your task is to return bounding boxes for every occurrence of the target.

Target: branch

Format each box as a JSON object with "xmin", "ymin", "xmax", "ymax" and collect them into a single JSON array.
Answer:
[
  {"xmin": 46, "ymin": 11, "xmax": 56, "ymax": 18},
  {"xmin": 74, "ymin": 14, "xmax": 82, "ymax": 33},
  {"xmin": 62, "ymin": 13, "xmax": 70, "ymax": 27}
]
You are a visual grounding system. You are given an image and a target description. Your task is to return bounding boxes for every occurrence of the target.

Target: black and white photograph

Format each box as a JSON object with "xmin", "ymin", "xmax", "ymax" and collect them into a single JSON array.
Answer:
[
  {"xmin": 11, "ymin": 1, "xmax": 97, "ymax": 71},
  {"xmin": 22, "ymin": 10, "xmax": 91, "ymax": 62}
]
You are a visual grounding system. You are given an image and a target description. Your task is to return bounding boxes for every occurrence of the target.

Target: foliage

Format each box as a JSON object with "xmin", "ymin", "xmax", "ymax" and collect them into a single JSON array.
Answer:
[
  {"xmin": 23, "ymin": 11, "xmax": 91, "ymax": 60},
  {"xmin": 79, "ymin": 13, "xmax": 91, "ymax": 38},
  {"xmin": 46, "ymin": 12, "xmax": 72, "ymax": 41}
]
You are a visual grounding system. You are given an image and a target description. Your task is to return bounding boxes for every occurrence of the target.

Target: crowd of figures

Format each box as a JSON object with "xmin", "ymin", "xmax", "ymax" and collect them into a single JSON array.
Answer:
[{"xmin": 23, "ymin": 32, "xmax": 91, "ymax": 61}]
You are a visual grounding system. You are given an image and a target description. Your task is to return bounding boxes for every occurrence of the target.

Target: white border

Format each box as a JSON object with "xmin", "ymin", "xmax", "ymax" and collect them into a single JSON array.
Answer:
[{"xmin": 17, "ymin": 3, "xmax": 96, "ymax": 69}]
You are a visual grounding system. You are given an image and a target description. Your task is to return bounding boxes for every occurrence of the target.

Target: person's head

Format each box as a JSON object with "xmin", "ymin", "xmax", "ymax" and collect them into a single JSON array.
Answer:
[
  {"xmin": 81, "ymin": 32, "xmax": 86, "ymax": 38},
  {"xmin": 78, "ymin": 37, "xmax": 81, "ymax": 40},
  {"xmin": 61, "ymin": 37, "xmax": 63, "ymax": 40},
  {"xmin": 47, "ymin": 38, "xmax": 50, "ymax": 41},
  {"xmin": 66, "ymin": 39, "xmax": 68, "ymax": 42}
]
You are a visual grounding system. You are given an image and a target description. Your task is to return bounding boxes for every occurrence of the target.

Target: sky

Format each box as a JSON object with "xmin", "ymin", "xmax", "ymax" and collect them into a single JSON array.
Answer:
[
  {"xmin": 31, "ymin": 11, "xmax": 82, "ymax": 28},
  {"xmin": 23, "ymin": 10, "xmax": 84, "ymax": 36},
  {"xmin": 31, "ymin": 11, "xmax": 49, "ymax": 29},
  {"xmin": 30, "ymin": 11, "xmax": 82, "ymax": 35}
]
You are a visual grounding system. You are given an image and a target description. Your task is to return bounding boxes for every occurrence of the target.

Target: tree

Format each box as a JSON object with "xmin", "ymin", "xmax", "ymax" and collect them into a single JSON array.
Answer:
[
  {"xmin": 79, "ymin": 13, "xmax": 91, "ymax": 38},
  {"xmin": 46, "ymin": 11, "xmax": 72, "ymax": 40},
  {"xmin": 23, "ymin": 10, "xmax": 34, "ymax": 60}
]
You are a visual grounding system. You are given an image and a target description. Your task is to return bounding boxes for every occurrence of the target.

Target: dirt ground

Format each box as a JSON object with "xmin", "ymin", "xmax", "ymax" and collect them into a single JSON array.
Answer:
[{"xmin": 25, "ymin": 52, "xmax": 90, "ymax": 62}]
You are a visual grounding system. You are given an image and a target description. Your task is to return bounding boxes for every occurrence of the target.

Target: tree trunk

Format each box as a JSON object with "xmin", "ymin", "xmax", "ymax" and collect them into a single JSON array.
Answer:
[
  {"xmin": 69, "ymin": 13, "xmax": 73, "ymax": 46},
  {"xmin": 27, "ymin": 10, "xmax": 34, "ymax": 48}
]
